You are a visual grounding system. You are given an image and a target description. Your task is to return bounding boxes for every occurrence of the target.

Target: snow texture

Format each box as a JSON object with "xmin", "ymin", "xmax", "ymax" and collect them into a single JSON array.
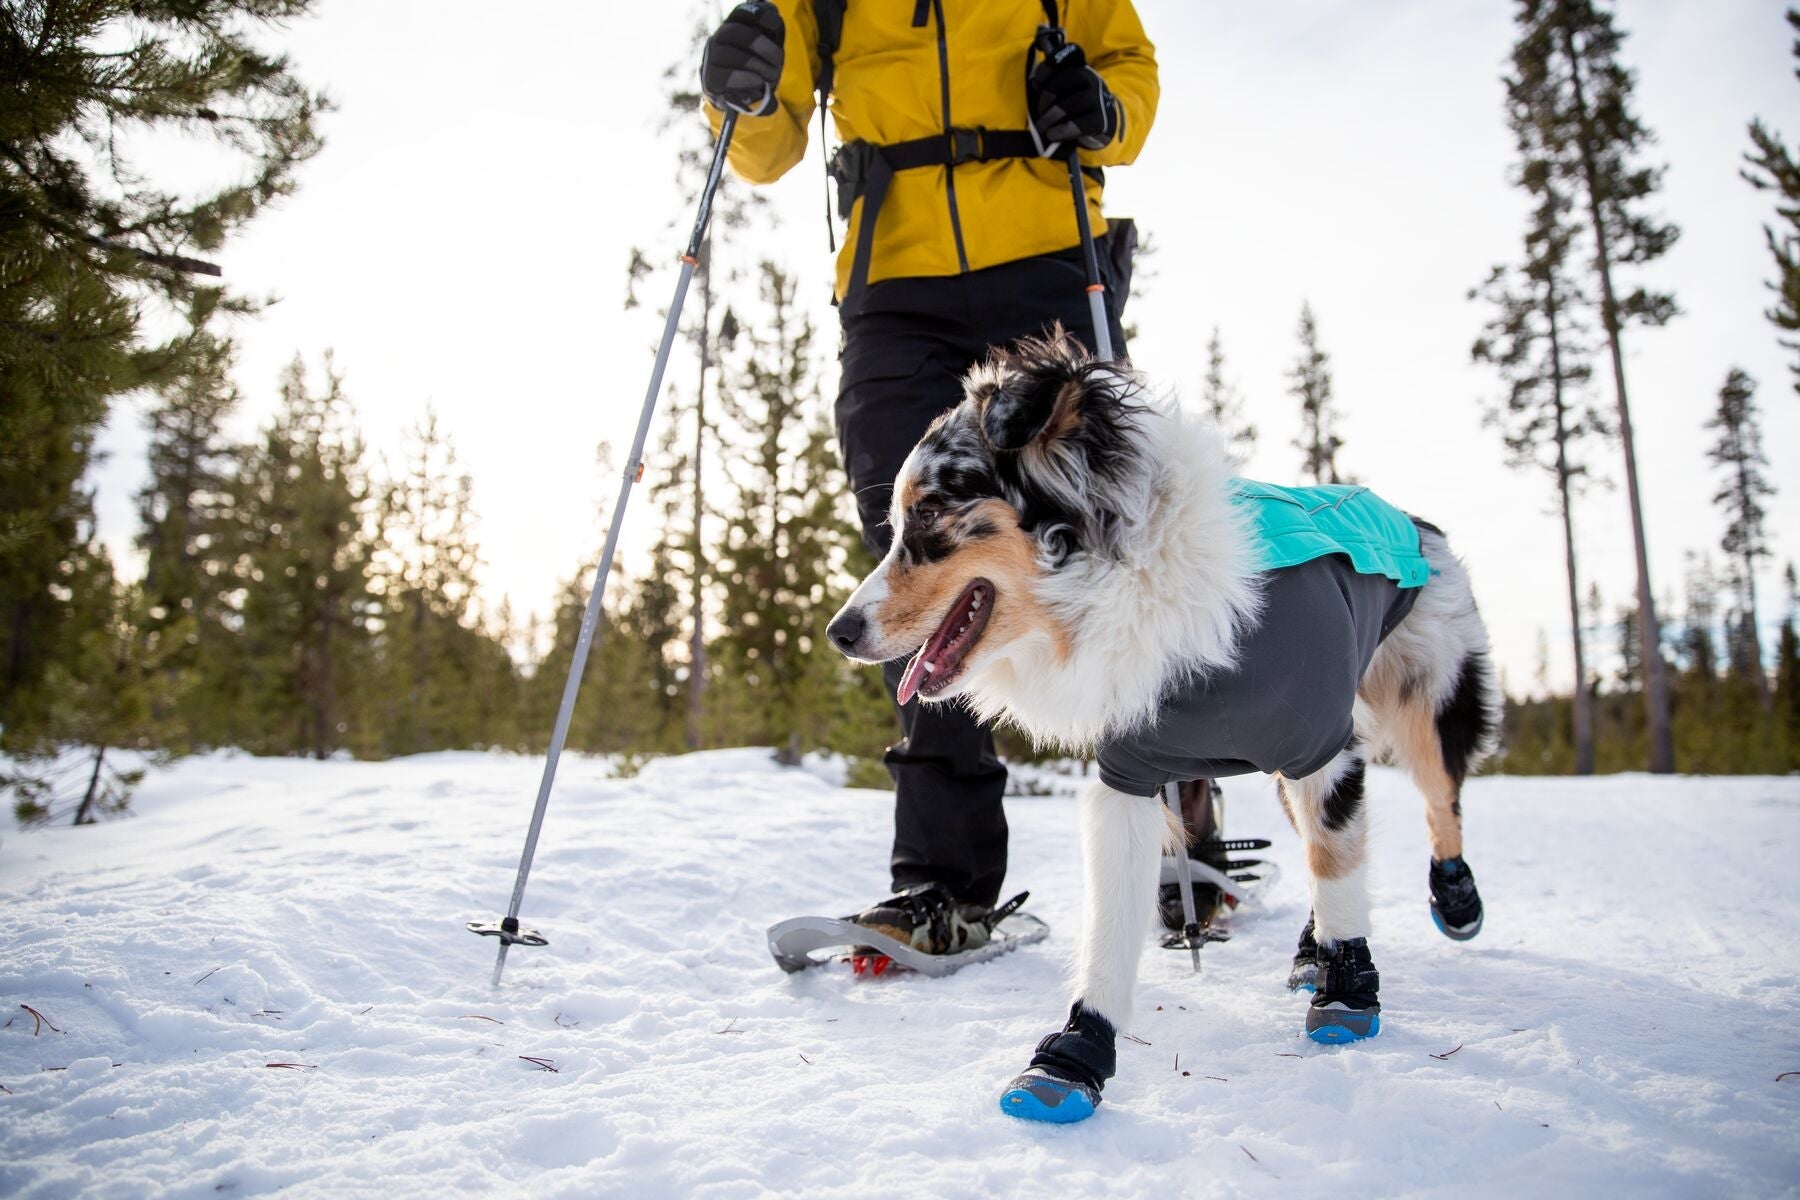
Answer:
[{"xmin": 2, "ymin": 749, "xmax": 1798, "ymax": 1197}]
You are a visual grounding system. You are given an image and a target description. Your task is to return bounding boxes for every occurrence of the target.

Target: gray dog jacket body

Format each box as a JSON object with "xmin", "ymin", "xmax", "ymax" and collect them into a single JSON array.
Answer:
[{"xmin": 1094, "ymin": 543, "xmax": 1423, "ymax": 798}]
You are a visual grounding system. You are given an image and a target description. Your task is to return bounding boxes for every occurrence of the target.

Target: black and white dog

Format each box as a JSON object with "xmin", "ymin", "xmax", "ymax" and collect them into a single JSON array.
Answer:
[{"xmin": 826, "ymin": 328, "xmax": 1498, "ymax": 1124}]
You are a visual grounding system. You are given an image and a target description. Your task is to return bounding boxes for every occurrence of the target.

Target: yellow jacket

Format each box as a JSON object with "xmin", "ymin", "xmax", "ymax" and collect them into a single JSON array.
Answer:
[{"xmin": 705, "ymin": 0, "xmax": 1158, "ymax": 300}]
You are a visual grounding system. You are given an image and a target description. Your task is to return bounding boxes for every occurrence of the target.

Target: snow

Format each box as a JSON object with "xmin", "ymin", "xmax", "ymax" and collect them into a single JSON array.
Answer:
[{"xmin": 3, "ymin": 749, "xmax": 1798, "ymax": 1198}]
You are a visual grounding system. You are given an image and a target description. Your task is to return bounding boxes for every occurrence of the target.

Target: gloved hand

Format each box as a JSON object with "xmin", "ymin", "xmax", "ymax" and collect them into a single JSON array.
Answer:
[
  {"xmin": 1027, "ymin": 39, "xmax": 1121, "ymax": 152},
  {"xmin": 700, "ymin": 1, "xmax": 786, "ymax": 117}
]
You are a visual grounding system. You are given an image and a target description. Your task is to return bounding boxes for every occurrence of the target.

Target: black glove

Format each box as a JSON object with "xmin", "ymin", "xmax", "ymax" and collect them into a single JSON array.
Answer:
[
  {"xmin": 1028, "ymin": 39, "xmax": 1121, "ymax": 152},
  {"xmin": 700, "ymin": 2, "xmax": 786, "ymax": 117}
]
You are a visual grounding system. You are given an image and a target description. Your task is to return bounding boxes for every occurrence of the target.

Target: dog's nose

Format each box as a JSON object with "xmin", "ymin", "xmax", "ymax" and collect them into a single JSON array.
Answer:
[{"xmin": 827, "ymin": 609, "xmax": 865, "ymax": 655}]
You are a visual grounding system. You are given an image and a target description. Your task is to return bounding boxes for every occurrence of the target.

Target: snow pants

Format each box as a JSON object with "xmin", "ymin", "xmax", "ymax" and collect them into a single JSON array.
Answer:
[{"xmin": 834, "ymin": 244, "xmax": 1127, "ymax": 908}]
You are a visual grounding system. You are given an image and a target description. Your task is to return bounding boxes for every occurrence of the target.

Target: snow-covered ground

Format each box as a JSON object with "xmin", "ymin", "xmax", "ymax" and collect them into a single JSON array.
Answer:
[{"xmin": 2, "ymin": 749, "xmax": 1797, "ymax": 1198}]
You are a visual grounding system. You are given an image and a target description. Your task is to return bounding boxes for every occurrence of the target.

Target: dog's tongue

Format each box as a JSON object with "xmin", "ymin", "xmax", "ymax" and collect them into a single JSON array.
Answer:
[{"xmin": 895, "ymin": 643, "xmax": 933, "ymax": 707}]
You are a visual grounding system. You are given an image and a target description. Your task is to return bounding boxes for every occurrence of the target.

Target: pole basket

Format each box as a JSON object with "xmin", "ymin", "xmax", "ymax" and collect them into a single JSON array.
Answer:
[{"xmin": 467, "ymin": 917, "xmax": 548, "ymax": 948}]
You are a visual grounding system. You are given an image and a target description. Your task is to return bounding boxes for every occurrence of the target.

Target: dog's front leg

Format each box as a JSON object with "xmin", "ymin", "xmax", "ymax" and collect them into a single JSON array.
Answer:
[{"xmin": 1000, "ymin": 781, "xmax": 1169, "ymax": 1124}]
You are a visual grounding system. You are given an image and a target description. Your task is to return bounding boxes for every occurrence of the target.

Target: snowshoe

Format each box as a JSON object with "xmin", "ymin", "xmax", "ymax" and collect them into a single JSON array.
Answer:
[
  {"xmin": 1158, "ymin": 839, "xmax": 1276, "ymax": 932},
  {"xmin": 1429, "ymin": 856, "xmax": 1484, "ymax": 941},
  {"xmin": 1287, "ymin": 913, "xmax": 1319, "ymax": 993},
  {"xmin": 1305, "ymin": 936, "xmax": 1381, "ymax": 1044},
  {"xmin": 767, "ymin": 886, "xmax": 1046, "ymax": 978},
  {"xmin": 1000, "ymin": 1003, "xmax": 1115, "ymax": 1124}
]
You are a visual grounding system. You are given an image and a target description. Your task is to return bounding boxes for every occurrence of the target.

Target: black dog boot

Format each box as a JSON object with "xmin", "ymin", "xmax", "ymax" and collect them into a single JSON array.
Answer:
[
  {"xmin": 1429, "ymin": 856, "xmax": 1484, "ymax": 941},
  {"xmin": 1306, "ymin": 936, "xmax": 1381, "ymax": 1044},
  {"xmin": 1287, "ymin": 912, "xmax": 1319, "ymax": 992},
  {"xmin": 999, "ymin": 1002, "xmax": 1116, "ymax": 1124}
]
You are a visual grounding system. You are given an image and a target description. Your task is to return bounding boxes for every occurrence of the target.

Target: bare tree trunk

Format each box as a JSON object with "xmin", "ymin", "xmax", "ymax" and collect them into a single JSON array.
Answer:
[
  {"xmin": 1544, "ymin": 277, "xmax": 1594, "ymax": 773},
  {"xmin": 685, "ymin": 236, "xmax": 711, "ymax": 751},
  {"xmin": 1563, "ymin": 28, "xmax": 1674, "ymax": 773},
  {"xmin": 73, "ymin": 745, "xmax": 107, "ymax": 825}
]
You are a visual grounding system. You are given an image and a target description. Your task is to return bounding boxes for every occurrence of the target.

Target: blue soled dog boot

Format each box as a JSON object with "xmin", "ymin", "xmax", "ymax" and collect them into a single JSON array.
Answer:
[
  {"xmin": 1429, "ymin": 856, "xmax": 1484, "ymax": 941},
  {"xmin": 1306, "ymin": 936, "xmax": 1381, "ymax": 1044},
  {"xmin": 1000, "ymin": 1002, "xmax": 1116, "ymax": 1123}
]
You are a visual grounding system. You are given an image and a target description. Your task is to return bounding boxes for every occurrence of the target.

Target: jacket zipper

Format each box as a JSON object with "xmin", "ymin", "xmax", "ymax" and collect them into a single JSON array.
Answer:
[{"xmin": 929, "ymin": 0, "xmax": 972, "ymax": 273}]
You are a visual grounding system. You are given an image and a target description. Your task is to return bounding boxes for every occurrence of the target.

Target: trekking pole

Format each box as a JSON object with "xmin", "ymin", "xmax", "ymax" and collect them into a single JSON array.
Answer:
[
  {"xmin": 1065, "ymin": 156, "xmax": 1113, "ymax": 362},
  {"xmin": 1163, "ymin": 782, "xmax": 1203, "ymax": 974},
  {"xmin": 468, "ymin": 108, "xmax": 741, "ymax": 989},
  {"xmin": 1031, "ymin": 21, "xmax": 1114, "ymax": 362}
]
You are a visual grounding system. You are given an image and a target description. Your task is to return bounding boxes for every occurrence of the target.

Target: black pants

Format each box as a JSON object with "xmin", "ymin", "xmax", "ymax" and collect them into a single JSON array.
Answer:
[{"xmin": 834, "ymin": 244, "xmax": 1127, "ymax": 908}]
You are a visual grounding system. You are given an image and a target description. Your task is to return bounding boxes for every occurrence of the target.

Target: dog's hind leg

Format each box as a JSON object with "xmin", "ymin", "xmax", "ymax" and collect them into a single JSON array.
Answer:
[
  {"xmin": 1278, "ymin": 749, "xmax": 1382, "ymax": 1043},
  {"xmin": 1393, "ymin": 654, "xmax": 1495, "ymax": 941},
  {"xmin": 999, "ymin": 781, "xmax": 1169, "ymax": 1123}
]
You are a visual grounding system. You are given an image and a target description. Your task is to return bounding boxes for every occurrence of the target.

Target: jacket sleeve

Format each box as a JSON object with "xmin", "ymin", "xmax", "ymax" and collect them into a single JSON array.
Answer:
[
  {"xmin": 1073, "ymin": 0, "xmax": 1159, "ymax": 169},
  {"xmin": 703, "ymin": 0, "xmax": 820, "ymax": 185}
]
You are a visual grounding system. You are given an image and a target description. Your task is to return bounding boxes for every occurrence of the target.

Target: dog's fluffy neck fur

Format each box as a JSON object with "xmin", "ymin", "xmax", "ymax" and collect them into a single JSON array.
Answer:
[{"xmin": 961, "ymin": 403, "xmax": 1263, "ymax": 750}]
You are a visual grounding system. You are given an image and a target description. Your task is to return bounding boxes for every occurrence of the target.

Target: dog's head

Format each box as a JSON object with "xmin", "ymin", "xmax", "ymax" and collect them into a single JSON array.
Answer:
[{"xmin": 825, "ymin": 325, "xmax": 1149, "ymax": 706}]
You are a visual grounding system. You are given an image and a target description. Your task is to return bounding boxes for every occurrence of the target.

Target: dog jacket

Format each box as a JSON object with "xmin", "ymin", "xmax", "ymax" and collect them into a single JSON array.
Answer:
[{"xmin": 1094, "ymin": 482, "xmax": 1431, "ymax": 797}]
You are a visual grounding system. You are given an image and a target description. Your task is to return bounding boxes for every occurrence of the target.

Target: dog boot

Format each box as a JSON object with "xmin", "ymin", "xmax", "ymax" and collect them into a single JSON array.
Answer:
[
  {"xmin": 1429, "ymin": 857, "xmax": 1484, "ymax": 941},
  {"xmin": 1306, "ymin": 936, "xmax": 1381, "ymax": 1044},
  {"xmin": 1000, "ymin": 1002, "xmax": 1116, "ymax": 1124},
  {"xmin": 1287, "ymin": 912, "xmax": 1319, "ymax": 993}
]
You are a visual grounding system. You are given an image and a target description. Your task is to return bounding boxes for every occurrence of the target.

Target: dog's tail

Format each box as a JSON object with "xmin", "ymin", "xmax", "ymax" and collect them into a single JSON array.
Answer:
[{"xmin": 1160, "ymin": 799, "xmax": 1187, "ymax": 856}]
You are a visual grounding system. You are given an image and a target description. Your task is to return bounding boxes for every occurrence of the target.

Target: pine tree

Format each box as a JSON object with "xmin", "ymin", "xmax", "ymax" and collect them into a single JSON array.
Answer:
[
  {"xmin": 1775, "ymin": 564, "xmax": 1800, "ymax": 757},
  {"xmin": 225, "ymin": 356, "xmax": 378, "ymax": 758},
  {"xmin": 1, "ymin": 526, "xmax": 180, "ymax": 824},
  {"xmin": 134, "ymin": 328, "xmax": 243, "ymax": 744},
  {"xmin": 1289, "ymin": 302, "xmax": 1346, "ymax": 484},
  {"xmin": 0, "ymin": 2, "xmax": 325, "ymax": 743},
  {"xmin": 1706, "ymin": 368, "xmax": 1775, "ymax": 709},
  {"xmin": 711, "ymin": 263, "xmax": 876, "ymax": 761},
  {"xmin": 1472, "ymin": 109, "xmax": 1606, "ymax": 772},
  {"xmin": 1508, "ymin": 0, "xmax": 1680, "ymax": 772},
  {"xmin": 371, "ymin": 409, "xmax": 493, "ymax": 754},
  {"xmin": 624, "ymin": 8, "xmax": 770, "ymax": 751},
  {"xmin": 1201, "ymin": 326, "xmax": 1257, "ymax": 467},
  {"xmin": 1744, "ymin": 9, "xmax": 1800, "ymax": 399}
]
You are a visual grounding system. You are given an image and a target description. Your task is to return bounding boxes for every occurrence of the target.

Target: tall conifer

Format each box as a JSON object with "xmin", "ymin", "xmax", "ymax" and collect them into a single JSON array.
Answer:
[
  {"xmin": 0, "ymin": 1, "xmax": 325, "ymax": 742},
  {"xmin": 1473, "ymin": 110, "xmax": 1606, "ymax": 772},
  {"xmin": 1507, "ymin": 0, "xmax": 1679, "ymax": 771},
  {"xmin": 1706, "ymin": 368, "xmax": 1775, "ymax": 709},
  {"xmin": 1201, "ymin": 326, "xmax": 1257, "ymax": 467},
  {"xmin": 1743, "ymin": 9, "xmax": 1800, "ymax": 398},
  {"xmin": 1289, "ymin": 303, "xmax": 1345, "ymax": 485}
]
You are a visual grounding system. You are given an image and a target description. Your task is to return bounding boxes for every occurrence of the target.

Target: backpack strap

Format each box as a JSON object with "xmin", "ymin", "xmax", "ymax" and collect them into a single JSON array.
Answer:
[
  {"xmin": 833, "ymin": 127, "xmax": 1044, "ymax": 310},
  {"xmin": 815, "ymin": 0, "xmax": 848, "ymax": 250}
]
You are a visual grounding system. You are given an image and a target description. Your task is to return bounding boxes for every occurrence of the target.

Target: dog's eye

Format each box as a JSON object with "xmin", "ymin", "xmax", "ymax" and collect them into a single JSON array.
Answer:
[{"xmin": 914, "ymin": 505, "xmax": 943, "ymax": 529}]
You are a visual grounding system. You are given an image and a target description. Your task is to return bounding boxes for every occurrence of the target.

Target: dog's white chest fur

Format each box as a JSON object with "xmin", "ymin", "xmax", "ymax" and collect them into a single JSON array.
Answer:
[{"xmin": 959, "ymin": 408, "xmax": 1264, "ymax": 751}]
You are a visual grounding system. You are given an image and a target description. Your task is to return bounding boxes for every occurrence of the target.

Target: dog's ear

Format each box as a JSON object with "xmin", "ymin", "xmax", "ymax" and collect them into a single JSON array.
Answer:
[{"xmin": 979, "ymin": 325, "xmax": 1091, "ymax": 452}]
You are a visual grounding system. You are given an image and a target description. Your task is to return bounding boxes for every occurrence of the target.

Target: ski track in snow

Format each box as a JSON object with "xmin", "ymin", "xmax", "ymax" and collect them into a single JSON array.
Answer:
[{"xmin": 2, "ymin": 749, "xmax": 1797, "ymax": 1198}]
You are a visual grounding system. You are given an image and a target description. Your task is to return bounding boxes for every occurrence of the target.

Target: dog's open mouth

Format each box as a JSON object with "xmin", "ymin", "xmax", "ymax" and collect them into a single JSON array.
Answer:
[{"xmin": 895, "ymin": 579, "xmax": 994, "ymax": 706}]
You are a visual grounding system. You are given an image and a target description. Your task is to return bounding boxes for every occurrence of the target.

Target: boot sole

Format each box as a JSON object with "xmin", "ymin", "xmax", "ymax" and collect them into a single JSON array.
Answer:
[
  {"xmin": 999, "ymin": 1072, "xmax": 1099, "ymax": 1123},
  {"xmin": 1306, "ymin": 1005, "xmax": 1381, "ymax": 1044},
  {"xmin": 1431, "ymin": 905, "xmax": 1483, "ymax": 942}
]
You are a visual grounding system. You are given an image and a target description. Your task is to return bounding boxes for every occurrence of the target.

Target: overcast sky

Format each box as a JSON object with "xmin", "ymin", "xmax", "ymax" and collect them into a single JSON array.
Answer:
[{"xmin": 90, "ymin": 0, "xmax": 1799, "ymax": 696}]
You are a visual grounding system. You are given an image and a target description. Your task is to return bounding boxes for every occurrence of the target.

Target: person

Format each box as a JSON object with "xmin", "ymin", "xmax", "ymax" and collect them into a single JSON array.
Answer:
[{"xmin": 700, "ymin": 0, "xmax": 1158, "ymax": 953}]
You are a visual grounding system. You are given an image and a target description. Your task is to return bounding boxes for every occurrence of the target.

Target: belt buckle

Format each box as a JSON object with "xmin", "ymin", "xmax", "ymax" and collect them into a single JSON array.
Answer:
[{"xmin": 948, "ymin": 126, "xmax": 985, "ymax": 165}]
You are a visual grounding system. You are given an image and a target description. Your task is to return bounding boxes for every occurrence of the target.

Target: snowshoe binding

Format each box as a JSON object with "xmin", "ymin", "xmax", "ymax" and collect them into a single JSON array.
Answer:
[
  {"xmin": 1305, "ymin": 936, "xmax": 1381, "ymax": 1044},
  {"xmin": 767, "ymin": 885, "xmax": 1046, "ymax": 978},
  {"xmin": 1429, "ymin": 856, "xmax": 1484, "ymax": 941},
  {"xmin": 1287, "ymin": 913, "xmax": 1319, "ymax": 993},
  {"xmin": 1000, "ymin": 1002, "xmax": 1115, "ymax": 1124},
  {"xmin": 846, "ymin": 881, "xmax": 1004, "ymax": 956}
]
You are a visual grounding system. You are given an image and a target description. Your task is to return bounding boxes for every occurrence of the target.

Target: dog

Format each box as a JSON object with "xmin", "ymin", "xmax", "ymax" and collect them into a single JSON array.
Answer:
[{"xmin": 825, "ymin": 326, "xmax": 1499, "ymax": 1124}]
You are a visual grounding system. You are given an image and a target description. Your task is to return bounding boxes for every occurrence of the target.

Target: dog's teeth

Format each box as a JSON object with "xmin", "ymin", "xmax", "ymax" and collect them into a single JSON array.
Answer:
[
  {"xmin": 971, "ymin": 597, "xmax": 982, "ymax": 610},
  {"xmin": 922, "ymin": 661, "xmax": 936, "ymax": 675}
]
